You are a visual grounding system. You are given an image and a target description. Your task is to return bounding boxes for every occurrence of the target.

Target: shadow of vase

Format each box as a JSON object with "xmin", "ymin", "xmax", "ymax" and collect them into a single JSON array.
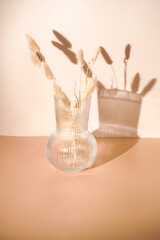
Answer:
[
  {"xmin": 93, "ymin": 82, "xmax": 142, "ymax": 138},
  {"xmin": 88, "ymin": 137, "xmax": 139, "ymax": 169},
  {"xmin": 89, "ymin": 82, "xmax": 142, "ymax": 169},
  {"xmin": 90, "ymin": 76, "xmax": 156, "ymax": 168}
]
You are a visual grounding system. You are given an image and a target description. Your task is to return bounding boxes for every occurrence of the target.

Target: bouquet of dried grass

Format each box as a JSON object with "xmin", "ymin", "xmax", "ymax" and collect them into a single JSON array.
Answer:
[
  {"xmin": 26, "ymin": 34, "xmax": 70, "ymax": 108},
  {"xmin": 26, "ymin": 34, "xmax": 100, "ymax": 165},
  {"xmin": 26, "ymin": 34, "xmax": 100, "ymax": 107}
]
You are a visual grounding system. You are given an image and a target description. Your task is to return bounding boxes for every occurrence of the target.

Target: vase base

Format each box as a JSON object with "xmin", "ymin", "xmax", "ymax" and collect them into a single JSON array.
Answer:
[
  {"xmin": 45, "ymin": 130, "xmax": 97, "ymax": 172},
  {"xmin": 48, "ymin": 162, "xmax": 94, "ymax": 172}
]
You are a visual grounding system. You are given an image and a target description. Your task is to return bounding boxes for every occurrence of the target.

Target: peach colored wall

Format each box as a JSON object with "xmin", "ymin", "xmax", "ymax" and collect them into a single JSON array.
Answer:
[{"xmin": 0, "ymin": 0, "xmax": 160, "ymax": 137}]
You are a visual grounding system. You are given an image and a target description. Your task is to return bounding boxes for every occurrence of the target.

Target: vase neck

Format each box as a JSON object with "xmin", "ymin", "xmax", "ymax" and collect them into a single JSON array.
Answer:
[{"xmin": 54, "ymin": 95, "xmax": 91, "ymax": 132}]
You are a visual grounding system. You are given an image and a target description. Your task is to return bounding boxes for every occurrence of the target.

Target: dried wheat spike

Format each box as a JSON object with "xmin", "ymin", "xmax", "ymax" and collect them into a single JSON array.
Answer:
[
  {"xmin": 91, "ymin": 47, "xmax": 101, "ymax": 64},
  {"xmin": 42, "ymin": 62, "xmax": 53, "ymax": 80},
  {"xmin": 77, "ymin": 49, "xmax": 84, "ymax": 68},
  {"xmin": 29, "ymin": 51, "xmax": 41, "ymax": 68},
  {"xmin": 25, "ymin": 34, "xmax": 40, "ymax": 52},
  {"xmin": 82, "ymin": 77, "xmax": 97, "ymax": 100}
]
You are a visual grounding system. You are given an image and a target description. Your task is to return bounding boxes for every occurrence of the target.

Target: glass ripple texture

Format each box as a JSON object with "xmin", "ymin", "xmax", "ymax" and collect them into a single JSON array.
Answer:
[{"xmin": 45, "ymin": 95, "xmax": 97, "ymax": 172}]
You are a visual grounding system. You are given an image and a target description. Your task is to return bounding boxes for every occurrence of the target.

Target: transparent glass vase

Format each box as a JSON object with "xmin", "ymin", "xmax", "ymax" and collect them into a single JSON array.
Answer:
[{"xmin": 45, "ymin": 93, "xmax": 97, "ymax": 172}]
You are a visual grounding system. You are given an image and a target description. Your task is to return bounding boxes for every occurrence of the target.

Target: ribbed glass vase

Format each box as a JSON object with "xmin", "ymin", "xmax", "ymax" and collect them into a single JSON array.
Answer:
[{"xmin": 45, "ymin": 93, "xmax": 97, "ymax": 172}]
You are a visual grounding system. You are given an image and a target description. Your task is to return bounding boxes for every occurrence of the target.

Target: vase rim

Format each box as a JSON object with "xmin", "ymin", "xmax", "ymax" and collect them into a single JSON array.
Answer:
[{"xmin": 54, "ymin": 90, "xmax": 91, "ymax": 103}]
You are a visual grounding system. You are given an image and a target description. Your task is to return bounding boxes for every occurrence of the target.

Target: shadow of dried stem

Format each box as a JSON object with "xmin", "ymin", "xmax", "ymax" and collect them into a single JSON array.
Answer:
[
  {"xmin": 53, "ymin": 30, "xmax": 72, "ymax": 48},
  {"xmin": 52, "ymin": 30, "xmax": 93, "ymax": 77},
  {"xmin": 51, "ymin": 41, "xmax": 77, "ymax": 64},
  {"xmin": 124, "ymin": 44, "xmax": 131, "ymax": 60},
  {"xmin": 100, "ymin": 46, "xmax": 118, "ymax": 88},
  {"xmin": 141, "ymin": 78, "xmax": 156, "ymax": 97},
  {"xmin": 131, "ymin": 73, "xmax": 140, "ymax": 93},
  {"xmin": 131, "ymin": 74, "xmax": 157, "ymax": 97},
  {"xmin": 100, "ymin": 46, "xmax": 113, "ymax": 65},
  {"xmin": 124, "ymin": 44, "xmax": 131, "ymax": 90}
]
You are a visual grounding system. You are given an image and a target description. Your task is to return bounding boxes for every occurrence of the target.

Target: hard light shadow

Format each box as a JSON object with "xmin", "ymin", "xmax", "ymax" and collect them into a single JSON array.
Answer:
[
  {"xmin": 124, "ymin": 44, "xmax": 131, "ymax": 90},
  {"xmin": 51, "ymin": 30, "xmax": 92, "ymax": 77},
  {"xmin": 53, "ymin": 30, "xmax": 72, "ymax": 48},
  {"xmin": 93, "ymin": 45, "xmax": 157, "ymax": 139},
  {"xmin": 141, "ymin": 78, "xmax": 156, "ymax": 97},
  {"xmin": 88, "ymin": 137, "xmax": 139, "ymax": 169},
  {"xmin": 100, "ymin": 47, "xmax": 113, "ymax": 65},
  {"xmin": 131, "ymin": 73, "xmax": 140, "ymax": 92},
  {"xmin": 93, "ymin": 77, "xmax": 157, "ymax": 138},
  {"xmin": 90, "ymin": 77, "xmax": 156, "ymax": 168},
  {"xmin": 51, "ymin": 40, "xmax": 77, "ymax": 64},
  {"xmin": 93, "ymin": 83, "xmax": 142, "ymax": 137}
]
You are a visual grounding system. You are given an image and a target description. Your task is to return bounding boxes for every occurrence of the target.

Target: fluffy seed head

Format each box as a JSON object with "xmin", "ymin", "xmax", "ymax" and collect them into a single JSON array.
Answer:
[
  {"xmin": 77, "ymin": 49, "xmax": 84, "ymax": 68},
  {"xmin": 30, "ymin": 51, "xmax": 41, "ymax": 68},
  {"xmin": 82, "ymin": 77, "xmax": 97, "ymax": 100},
  {"xmin": 53, "ymin": 82, "xmax": 70, "ymax": 108},
  {"xmin": 25, "ymin": 34, "xmax": 40, "ymax": 52},
  {"xmin": 91, "ymin": 47, "xmax": 101, "ymax": 64},
  {"xmin": 42, "ymin": 62, "xmax": 53, "ymax": 80},
  {"xmin": 37, "ymin": 52, "xmax": 45, "ymax": 62}
]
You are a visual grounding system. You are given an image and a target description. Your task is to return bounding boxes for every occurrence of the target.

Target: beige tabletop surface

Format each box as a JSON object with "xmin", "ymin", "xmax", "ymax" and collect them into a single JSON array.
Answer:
[{"xmin": 0, "ymin": 136, "xmax": 160, "ymax": 240}]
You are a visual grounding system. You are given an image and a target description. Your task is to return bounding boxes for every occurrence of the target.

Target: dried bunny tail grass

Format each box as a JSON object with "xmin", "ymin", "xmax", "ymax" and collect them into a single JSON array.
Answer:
[
  {"xmin": 26, "ymin": 34, "xmax": 69, "ymax": 107},
  {"xmin": 90, "ymin": 47, "xmax": 101, "ymax": 64},
  {"xmin": 53, "ymin": 82, "xmax": 62, "ymax": 96},
  {"xmin": 77, "ymin": 49, "xmax": 84, "ymax": 101},
  {"xmin": 42, "ymin": 62, "xmax": 56, "ymax": 80},
  {"xmin": 74, "ymin": 81, "xmax": 78, "ymax": 101},
  {"xmin": 25, "ymin": 34, "xmax": 40, "ymax": 52},
  {"xmin": 77, "ymin": 49, "xmax": 84, "ymax": 68},
  {"xmin": 37, "ymin": 52, "xmax": 45, "ymax": 62},
  {"xmin": 85, "ymin": 62, "xmax": 91, "ymax": 89},
  {"xmin": 30, "ymin": 51, "xmax": 41, "ymax": 68},
  {"xmin": 29, "ymin": 51, "xmax": 45, "ymax": 68},
  {"xmin": 85, "ymin": 48, "xmax": 100, "ymax": 90},
  {"xmin": 53, "ymin": 82, "xmax": 70, "ymax": 108},
  {"xmin": 82, "ymin": 77, "xmax": 97, "ymax": 100}
]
